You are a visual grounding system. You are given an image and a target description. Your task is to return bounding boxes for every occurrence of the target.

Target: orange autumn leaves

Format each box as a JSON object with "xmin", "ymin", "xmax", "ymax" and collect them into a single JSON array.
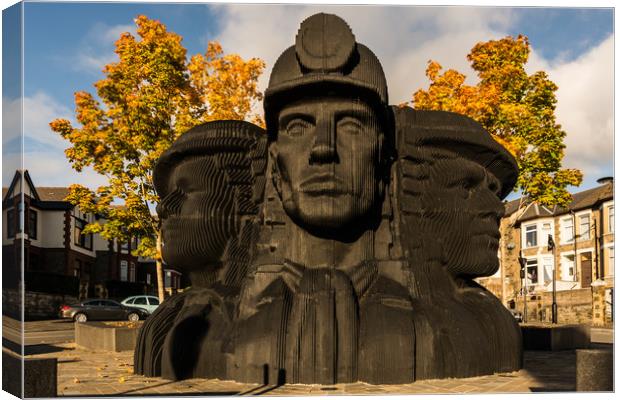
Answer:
[
  {"xmin": 50, "ymin": 15, "xmax": 265, "ymax": 258},
  {"xmin": 410, "ymin": 35, "xmax": 582, "ymax": 207}
]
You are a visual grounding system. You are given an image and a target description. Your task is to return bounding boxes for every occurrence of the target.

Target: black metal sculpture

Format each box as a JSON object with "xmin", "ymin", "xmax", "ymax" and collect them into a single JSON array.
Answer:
[{"xmin": 135, "ymin": 12, "xmax": 522, "ymax": 385}]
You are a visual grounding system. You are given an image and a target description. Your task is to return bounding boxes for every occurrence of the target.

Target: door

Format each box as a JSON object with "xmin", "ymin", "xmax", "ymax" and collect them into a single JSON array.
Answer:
[
  {"xmin": 100, "ymin": 300, "xmax": 125, "ymax": 320},
  {"xmin": 580, "ymin": 252, "xmax": 592, "ymax": 288}
]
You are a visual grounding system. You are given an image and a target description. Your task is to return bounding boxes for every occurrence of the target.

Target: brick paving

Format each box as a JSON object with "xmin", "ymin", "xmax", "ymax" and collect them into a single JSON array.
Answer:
[{"xmin": 22, "ymin": 343, "xmax": 580, "ymax": 396}]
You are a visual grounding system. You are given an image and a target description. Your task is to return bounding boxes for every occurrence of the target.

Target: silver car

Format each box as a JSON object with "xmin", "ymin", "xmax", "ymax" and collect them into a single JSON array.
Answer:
[{"xmin": 121, "ymin": 295, "xmax": 160, "ymax": 314}]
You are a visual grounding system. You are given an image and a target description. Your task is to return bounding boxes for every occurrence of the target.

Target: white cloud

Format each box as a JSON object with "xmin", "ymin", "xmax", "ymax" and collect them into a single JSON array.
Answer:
[
  {"xmin": 2, "ymin": 92, "xmax": 108, "ymax": 190},
  {"xmin": 24, "ymin": 151, "xmax": 109, "ymax": 189},
  {"xmin": 528, "ymin": 35, "xmax": 613, "ymax": 181},
  {"xmin": 23, "ymin": 92, "xmax": 74, "ymax": 150}
]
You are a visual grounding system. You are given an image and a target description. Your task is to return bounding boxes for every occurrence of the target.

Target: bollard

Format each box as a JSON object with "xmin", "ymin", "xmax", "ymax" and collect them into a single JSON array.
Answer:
[{"xmin": 576, "ymin": 348, "xmax": 613, "ymax": 391}]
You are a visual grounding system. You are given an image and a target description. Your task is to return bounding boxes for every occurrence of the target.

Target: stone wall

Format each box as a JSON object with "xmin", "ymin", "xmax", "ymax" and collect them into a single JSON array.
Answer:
[
  {"xmin": 2, "ymin": 288, "xmax": 78, "ymax": 320},
  {"xmin": 515, "ymin": 288, "xmax": 593, "ymax": 324}
]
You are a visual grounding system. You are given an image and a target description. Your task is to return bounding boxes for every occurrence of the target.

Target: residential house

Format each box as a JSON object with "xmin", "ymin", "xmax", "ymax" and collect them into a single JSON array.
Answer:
[
  {"xmin": 477, "ymin": 178, "xmax": 613, "ymax": 325},
  {"xmin": 2, "ymin": 170, "xmax": 182, "ymax": 300}
]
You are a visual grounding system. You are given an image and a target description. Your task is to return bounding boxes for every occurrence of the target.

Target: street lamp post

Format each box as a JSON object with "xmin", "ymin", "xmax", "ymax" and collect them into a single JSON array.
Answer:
[
  {"xmin": 519, "ymin": 255, "xmax": 527, "ymax": 323},
  {"xmin": 548, "ymin": 234, "xmax": 558, "ymax": 324}
]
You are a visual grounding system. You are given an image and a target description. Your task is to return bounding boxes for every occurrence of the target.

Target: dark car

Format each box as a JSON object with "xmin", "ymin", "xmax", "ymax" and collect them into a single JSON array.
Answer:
[{"xmin": 59, "ymin": 299, "xmax": 149, "ymax": 323}]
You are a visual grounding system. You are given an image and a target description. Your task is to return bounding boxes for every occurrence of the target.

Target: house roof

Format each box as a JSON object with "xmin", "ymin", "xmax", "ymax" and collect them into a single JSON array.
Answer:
[
  {"xmin": 513, "ymin": 182, "xmax": 614, "ymax": 224},
  {"xmin": 36, "ymin": 187, "xmax": 71, "ymax": 202},
  {"xmin": 503, "ymin": 198, "xmax": 522, "ymax": 216}
]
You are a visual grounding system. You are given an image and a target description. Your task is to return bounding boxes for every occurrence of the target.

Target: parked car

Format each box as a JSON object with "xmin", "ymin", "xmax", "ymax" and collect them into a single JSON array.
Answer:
[
  {"xmin": 511, "ymin": 310, "xmax": 523, "ymax": 323},
  {"xmin": 59, "ymin": 299, "xmax": 149, "ymax": 323},
  {"xmin": 121, "ymin": 295, "xmax": 160, "ymax": 315}
]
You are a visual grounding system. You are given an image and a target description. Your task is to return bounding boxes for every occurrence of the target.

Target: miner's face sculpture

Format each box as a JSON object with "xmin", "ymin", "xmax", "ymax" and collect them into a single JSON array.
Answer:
[
  {"xmin": 424, "ymin": 155, "xmax": 504, "ymax": 272},
  {"xmin": 272, "ymin": 96, "xmax": 384, "ymax": 231},
  {"xmin": 159, "ymin": 155, "xmax": 237, "ymax": 269}
]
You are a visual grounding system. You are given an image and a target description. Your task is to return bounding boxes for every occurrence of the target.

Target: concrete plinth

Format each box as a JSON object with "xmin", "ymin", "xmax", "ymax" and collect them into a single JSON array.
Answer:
[
  {"xmin": 576, "ymin": 348, "xmax": 613, "ymax": 391},
  {"xmin": 2, "ymin": 349, "xmax": 57, "ymax": 398},
  {"xmin": 521, "ymin": 324, "xmax": 590, "ymax": 351},
  {"xmin": 75, "ymin": 321, "xmax": 142, "ymax": 352}
]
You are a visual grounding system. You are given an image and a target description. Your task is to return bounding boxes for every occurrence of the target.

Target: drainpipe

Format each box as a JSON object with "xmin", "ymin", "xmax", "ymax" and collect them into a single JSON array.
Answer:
[
  {"xmin": 593, "ymin": 218, "xmax": 599, "ymax": 280},
  {"xmin": 571, "ymin": 210, "xmax": 578, "ymax": 283},
  {"xmin": 598, "ymin": 204, "xmax": 605, "ymax": 280}
]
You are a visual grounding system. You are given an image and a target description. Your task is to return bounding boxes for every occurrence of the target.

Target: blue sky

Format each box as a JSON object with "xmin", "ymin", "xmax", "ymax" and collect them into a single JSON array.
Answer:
[{"xmin": 1, "ymin": 2, "xmax": 614, "ymax": 202}]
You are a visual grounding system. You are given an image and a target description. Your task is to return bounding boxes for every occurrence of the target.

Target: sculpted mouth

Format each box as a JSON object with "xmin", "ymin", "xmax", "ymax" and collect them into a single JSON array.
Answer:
[{"xmin": 299, "ymin": 173, "xmax": 348, "ymax": 195}]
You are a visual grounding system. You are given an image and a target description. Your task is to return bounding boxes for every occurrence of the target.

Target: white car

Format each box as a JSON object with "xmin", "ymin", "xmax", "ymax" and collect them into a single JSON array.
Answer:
[{"xmin": 121, "ymin": 295, "xmax": 160, "ymax": 315}]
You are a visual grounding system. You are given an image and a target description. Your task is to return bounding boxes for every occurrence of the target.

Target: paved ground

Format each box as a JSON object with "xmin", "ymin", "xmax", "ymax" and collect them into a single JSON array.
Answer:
[
  {"xmin": 4, "ymin": 317, "xmax": 612, "ymax": 395},
  {"xmin": 23, "ymin": 343, "xmax": 583, "ymax": 396}
]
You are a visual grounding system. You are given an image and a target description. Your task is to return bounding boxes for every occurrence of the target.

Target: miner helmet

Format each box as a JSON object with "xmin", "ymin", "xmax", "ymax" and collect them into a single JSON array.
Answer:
[{"xmin": 263, "ymin": 13, "xmax": 389, "ymax": 139}]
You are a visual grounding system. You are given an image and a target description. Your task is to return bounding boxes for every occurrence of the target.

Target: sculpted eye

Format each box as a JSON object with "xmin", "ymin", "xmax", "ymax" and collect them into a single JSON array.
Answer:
[
  {"xmin": 338, "ymin": 116, "xmax": 362, "ymax": 135},
  {"xmin": 285, "ymin": 119, "xmax": 311, "ymax": 137}
]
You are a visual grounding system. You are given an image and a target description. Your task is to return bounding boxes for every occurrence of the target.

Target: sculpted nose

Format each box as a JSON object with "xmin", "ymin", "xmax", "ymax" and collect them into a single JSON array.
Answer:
[{"xmin": 309, "ymin": 116, "xmax": 338, "ymax": 164}]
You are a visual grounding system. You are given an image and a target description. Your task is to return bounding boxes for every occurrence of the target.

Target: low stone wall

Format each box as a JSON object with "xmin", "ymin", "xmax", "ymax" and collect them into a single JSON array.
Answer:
[
  {"xmin": 519, "ymin": 288, "xmax": 593, "ymax": 325},
  {"xmin": 76, "ymin": 322, "xmax": 143, "ymax": 352},
  {"xmin": 2, "ymin": 289, "xmax": 78, "ymax": 320}
]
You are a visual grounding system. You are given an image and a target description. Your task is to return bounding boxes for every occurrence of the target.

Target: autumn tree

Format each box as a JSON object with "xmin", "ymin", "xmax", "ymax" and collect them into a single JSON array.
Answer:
[
  {"xmin": 410, "ymin": 35, "xmax": 582, "ymax": 207},
  {"xmin": 50, "ymin": 15, "xmax": 265, "ymax": 301}
]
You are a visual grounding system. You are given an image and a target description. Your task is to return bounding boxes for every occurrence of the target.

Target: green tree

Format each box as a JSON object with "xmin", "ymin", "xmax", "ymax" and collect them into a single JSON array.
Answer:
[
  {"xmin": 50, "ymin": 15, "xmax": 265, "ymax": 301},
  {"xmin": 410, "ymin": 35, "xmax": 582, "ymax": 207}
]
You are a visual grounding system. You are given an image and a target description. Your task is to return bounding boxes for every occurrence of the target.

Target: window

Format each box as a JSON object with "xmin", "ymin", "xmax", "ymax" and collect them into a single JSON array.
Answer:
[
  {"xmin": 526, "ymin": 259, "xmax": 538, "ymax": 285},
  {"xmin": 561, "ymin": 254, "xmax": 575, "ymax": 281},
  {"xmin": 6, "ymin": 209, "xmax": 15, "ymax": 238},
  {"xmin": 120, "ymin": 260, "xmax": 128, "ymax": 282},
  {"xmin": 74, "ymin": 218, "xmax": 93, "ymax": 249},
  {"xmin": 134, "ymin": 297, "xmax": 147, "ymax": 305},
  {"xmin": 579, "ymin": 214, "xmax": 591, "ymax": 240},
  {"xmin": 148, "ymin": 297, "xmax": 159, "ymax": 306},
  {"xmin": 525, "ymin": 224, "xmax": 537, "ymax": 247},
  {"xmin": 27, "ymin": 209, "xmax": 37, "ymax": 239},
  {"xmin": 129, "ymin": 262, "xmax": 136, "ymax": 282},
  {"xmin": 561, "ymin": 217, "xmax": 574, "ymax": 243},
  {"xmin": 146, "ymin": 273, "xmax": 151, "ymax": 285},
  {"xmin": 609, "ymin": 205, "xmax": 614, "ymax": 233},
  {"xmin": 126, "ymin": 297, "xmax": 135, "ymax": 304}
]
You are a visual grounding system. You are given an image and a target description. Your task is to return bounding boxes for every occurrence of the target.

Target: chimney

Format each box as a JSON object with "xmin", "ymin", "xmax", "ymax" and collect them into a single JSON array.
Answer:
[{"xmin": 596, "ymin": 176, "xmax": 614, "ymax": 185}]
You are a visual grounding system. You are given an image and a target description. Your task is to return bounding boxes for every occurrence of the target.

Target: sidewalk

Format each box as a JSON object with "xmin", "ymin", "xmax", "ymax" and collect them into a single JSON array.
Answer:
[{"xmin": 24, "ymin": 343, "xmax": 580, "ymax": 396}]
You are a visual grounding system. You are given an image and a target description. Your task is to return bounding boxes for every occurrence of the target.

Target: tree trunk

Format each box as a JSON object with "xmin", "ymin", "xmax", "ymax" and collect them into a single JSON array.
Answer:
[{"xmin": 156, "ymin": 232, "xmax": 166, "ymax": 303}]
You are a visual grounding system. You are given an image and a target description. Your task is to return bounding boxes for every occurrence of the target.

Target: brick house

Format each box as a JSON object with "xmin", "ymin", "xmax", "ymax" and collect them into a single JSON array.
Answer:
[
  {"xmin": 477, "ymin": 178, "xmax": 614, "ymax": 325},
  {"xmin": 2, "ymin": 170, "xmax": 182, "ymax": 299}
]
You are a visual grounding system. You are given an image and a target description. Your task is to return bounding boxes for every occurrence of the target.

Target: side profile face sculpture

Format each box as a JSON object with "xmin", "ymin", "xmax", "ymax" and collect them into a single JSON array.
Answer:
[
  {"xmin": 157, "ymin": 155, "xmax": 236, "ymax": 268},
  {"xmin": 152, "ymin": 120, "xmax": 266, "ymax": 283},
  {"xmin": 135, "ymin": 12, "xmax": 523, "ymax": 385}
]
